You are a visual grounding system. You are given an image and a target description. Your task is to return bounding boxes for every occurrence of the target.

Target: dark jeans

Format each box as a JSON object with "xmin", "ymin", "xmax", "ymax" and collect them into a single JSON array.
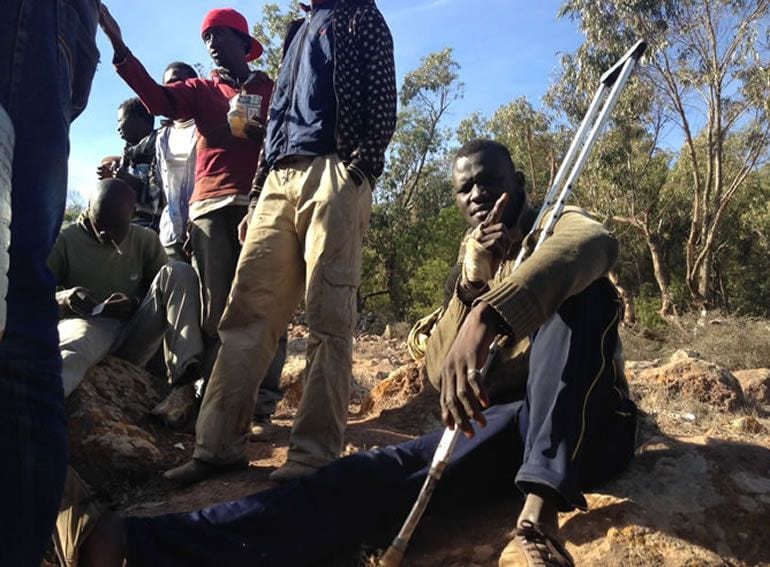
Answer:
[
  {"xmin": 0, "ymin": 1, "xmax": 98, "ymax": 565},
  {"xmin": 124, "ymin": 279, "xmax": 637, "ymax": 566},
  {"xmin": 191, "ymin": 205, "xmax": 285, "ymax": 416}
]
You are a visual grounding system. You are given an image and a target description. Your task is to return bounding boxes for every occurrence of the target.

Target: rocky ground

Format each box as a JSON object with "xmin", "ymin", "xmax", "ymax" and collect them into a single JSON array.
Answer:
[{"xmin": 64, "ymin": 323, "xmax": 770, "ymax": 566}]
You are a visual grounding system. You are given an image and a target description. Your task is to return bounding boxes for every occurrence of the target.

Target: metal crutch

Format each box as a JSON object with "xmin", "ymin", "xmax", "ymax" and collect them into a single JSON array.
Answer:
[{"xmin": 379, "ymin": 39, "xmax": 647, "ymax": 567}]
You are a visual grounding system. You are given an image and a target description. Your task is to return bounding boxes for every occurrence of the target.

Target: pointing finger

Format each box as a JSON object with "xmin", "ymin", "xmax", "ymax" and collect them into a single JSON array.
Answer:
[{"xmin": 483, "ymin": 193, "xmax": 509, "ymax": 227}]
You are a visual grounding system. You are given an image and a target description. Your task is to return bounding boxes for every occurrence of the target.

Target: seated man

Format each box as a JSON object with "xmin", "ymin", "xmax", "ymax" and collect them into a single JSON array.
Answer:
[
  {"xmin": 50, "ymin": 178, "xmax": 203, "ymax": 427},
  {"xmin": 417, "ymin": 139, "xmax": 637, "ymax": 564},
  {"xmin": 55, "ymin": 141, "xmax": 636, "ymax": 567}
]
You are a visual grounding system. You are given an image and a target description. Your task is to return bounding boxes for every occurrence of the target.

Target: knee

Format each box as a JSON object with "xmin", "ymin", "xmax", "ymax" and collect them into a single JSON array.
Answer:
[{"xmin": 157, "ymin": 261, "xmax": 199, "ymax": 289}]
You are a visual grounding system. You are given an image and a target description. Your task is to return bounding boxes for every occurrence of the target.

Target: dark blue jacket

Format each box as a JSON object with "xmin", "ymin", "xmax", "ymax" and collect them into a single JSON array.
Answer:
[
  {"xmin": 251, "ymin": 0, "xmax": 396, "ymax": 202},
  {"xmin": 263, "ymin": 1, "xmax": 338, "ymax": 168}
]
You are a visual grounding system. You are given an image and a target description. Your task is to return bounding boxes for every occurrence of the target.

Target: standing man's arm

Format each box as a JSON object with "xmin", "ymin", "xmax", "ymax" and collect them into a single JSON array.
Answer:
[
  {"xmin": 99, "ymin": 5, "xmax": 198, "ymax": 120},
  {"xmin": 348, "ymin": 6, "xmax": 397, "ymax": 185},
  {"xmin": 153, "ymin": 128, "xmax": 165, "ymax": 200}
]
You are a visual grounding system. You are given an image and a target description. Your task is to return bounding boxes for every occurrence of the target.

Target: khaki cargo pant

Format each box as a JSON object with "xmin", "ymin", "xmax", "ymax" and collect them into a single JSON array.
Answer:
[{"xmin": 194, "ymin": 155, "xmax": 371, "ymax": 467}]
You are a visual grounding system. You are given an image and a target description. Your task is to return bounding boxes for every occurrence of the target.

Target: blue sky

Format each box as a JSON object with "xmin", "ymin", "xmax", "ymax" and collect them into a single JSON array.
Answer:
[{"xmin": 68, "ymin": 0, "xmax": 584, "ymax": 201}]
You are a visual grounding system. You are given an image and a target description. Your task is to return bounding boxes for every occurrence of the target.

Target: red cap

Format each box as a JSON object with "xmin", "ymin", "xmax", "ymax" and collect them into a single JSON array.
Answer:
[{"xmin": 201, "ymin": 8, "xmax": 264, "ymax": 62}]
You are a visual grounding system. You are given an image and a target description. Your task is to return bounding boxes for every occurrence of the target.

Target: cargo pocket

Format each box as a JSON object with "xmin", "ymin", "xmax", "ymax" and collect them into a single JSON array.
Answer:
[
  {"xmin": 57, "ymin": 0, "xmax": 100, "ymax": 121},
  {"xmin": 308, "ymin": 264, "xmax": 359, "ymax": 337}
]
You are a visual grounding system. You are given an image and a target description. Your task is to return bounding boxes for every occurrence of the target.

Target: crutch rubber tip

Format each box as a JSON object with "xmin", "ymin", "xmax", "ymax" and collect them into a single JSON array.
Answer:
[{"xmin": 379, "ymin": 545, "xmax": 405, "ymax": 567}]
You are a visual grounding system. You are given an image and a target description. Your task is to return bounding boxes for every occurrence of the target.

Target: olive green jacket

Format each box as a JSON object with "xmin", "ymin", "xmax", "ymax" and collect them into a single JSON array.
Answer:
[{"xmin": 424, "ymin": 205, "xmax": 619, "ymax": 402}]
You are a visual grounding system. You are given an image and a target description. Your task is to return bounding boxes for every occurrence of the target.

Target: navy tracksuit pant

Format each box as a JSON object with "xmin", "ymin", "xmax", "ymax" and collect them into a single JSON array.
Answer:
[{"xmin": 125, "ymin": 278, "xmax": 637, "ymax": 566}]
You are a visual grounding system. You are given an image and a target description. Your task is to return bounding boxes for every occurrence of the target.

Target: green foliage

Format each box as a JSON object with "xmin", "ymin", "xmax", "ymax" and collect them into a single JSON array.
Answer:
[
  {"xmin": 554, "ymin": 0, "xmax": 770, "ymax": 307},
  {"xmin": 63, "ymin": 193, "xmax": 85, "ymax": 226},
  {"xmin": 361, "ymin": 49, "xmax": 465, "ymax": 321},
  {"xmin": 635, "ymin": 284, "xmax": 669, "ymax": 331},
  {"xmin": 456, "ymin": 112, "xmax": 491, "ymax": 145},
  {"xmin": 406, "ymin": 206, "xmax": 466, "ymax": 318},
  {"xmin": 250, "ymin": 2, "xmax": 302, "ymax": 79},
  {"xmin": 712, "ymin": 166, "xmax": 770, "ymax": 317},
  {"xmin": 400, "ymin": 48, "xmax": 462, "ymax": 104},
  {"xmin": 487, "ymin": 97, "xmax": 559, "ymax": 200}
]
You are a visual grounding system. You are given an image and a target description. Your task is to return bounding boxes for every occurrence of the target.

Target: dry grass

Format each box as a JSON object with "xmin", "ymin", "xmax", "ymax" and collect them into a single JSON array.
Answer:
[
  {"xmin": 672, "ymin": 313, "xmax": 770, "ymax": 370},
  {"xmin": 619, "ymin": 326, "xmax": 672, "ymax": 363},
  {"xmin": 621, "ymin": 312, "xmax": 770, "ymax": 371},
  {"xmin": 631, "ymin": 378, "xmax": 746, "ymax": 434}
]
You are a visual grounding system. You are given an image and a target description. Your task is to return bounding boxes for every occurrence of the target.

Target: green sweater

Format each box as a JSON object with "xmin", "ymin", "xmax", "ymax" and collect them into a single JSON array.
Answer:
[
  {"xmin": 424, "ymin": 205, "xmax": 619, "ymax": 401},
  {"xmin": 49, "ymin": 221, "xmax": 168, "ymax": 304}
]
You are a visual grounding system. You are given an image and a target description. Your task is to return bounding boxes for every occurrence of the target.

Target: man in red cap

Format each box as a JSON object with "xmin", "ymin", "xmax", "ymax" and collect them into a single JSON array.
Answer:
[
  {"xmin": 166, "ymin": 0, "xmax": 398, "ymax": 485},
  {"xmin": 98, "ymin": 5, "xmax": 286, "ymax": 429}
]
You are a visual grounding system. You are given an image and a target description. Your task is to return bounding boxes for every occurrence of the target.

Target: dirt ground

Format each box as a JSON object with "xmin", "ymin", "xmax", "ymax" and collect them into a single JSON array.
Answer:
[{"xmin": 63, "ymin": 324, "xmax": 770, "ymax": 566}]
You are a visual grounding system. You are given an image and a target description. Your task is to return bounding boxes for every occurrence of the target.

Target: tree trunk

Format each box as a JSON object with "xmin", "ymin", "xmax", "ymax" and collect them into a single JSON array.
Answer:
[
  {"xmin": 697, "ymin": 250, "xmax": 714, "ymax": 308},
  {"xmin": 608, "ymin": 272, "xmax": 635, "ymax": 326},
  {"xmin": 646, "ymin": 232, "xmax": 674, "ymax": 317}
]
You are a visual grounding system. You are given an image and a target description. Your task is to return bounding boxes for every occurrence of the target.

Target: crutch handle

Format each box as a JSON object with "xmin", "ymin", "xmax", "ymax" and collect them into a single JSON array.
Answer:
[{"xmin": 601, "ymin": 39, "xmax": 647, "ymax": 86}]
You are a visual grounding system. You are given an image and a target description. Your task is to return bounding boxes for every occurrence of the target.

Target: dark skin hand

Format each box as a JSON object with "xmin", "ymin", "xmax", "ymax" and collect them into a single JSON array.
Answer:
[
  {"xmin": 96, "ymin": 156, "xmax": 121, "ymax": 180},
  {"xmin": 98, "ymin": 5, "xmax": 129, "ymax": 60},
  {"xmin": 238, "ymin": 210, "xmax": 251, "ymax": 245},
  {"xmin": 181, "ymin": 234, "xmax": 193, "ymax": 260},
  {"xmin": 243, "ymin": 116, "xmax": 266, "ymax": 145},
  {"xmin": 59, "ymin": 287, "xmax": 98, "ymax": 318},
  {"xmin": 439, "ymin": 302, "xmax": 503, "ymax": 437},
  {"xmin": 466, "ymin": 192, "xmax": 514, "ymax": 285},
  {"xmin": 441, "ymin": 195, "xmax": 514, "ymax": 438},
  {"xmin": 99, "ymin": 292, "xmax": 135, "ymax": 321},
  {"xmin": 182, "ymin": 221, "xmax": 194, "ymax": 259}
]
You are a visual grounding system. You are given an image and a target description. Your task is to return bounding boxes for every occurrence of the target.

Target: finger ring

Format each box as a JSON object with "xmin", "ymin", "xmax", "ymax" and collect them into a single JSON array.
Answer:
[{"xmin": 467, "ymin": 369, "xmax": 482, "ymax": 379}]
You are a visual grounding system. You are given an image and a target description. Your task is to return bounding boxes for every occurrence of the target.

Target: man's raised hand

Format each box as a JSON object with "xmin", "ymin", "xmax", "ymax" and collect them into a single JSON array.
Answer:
[
  {"xmin": 461, "ymin": 193, "xmax": 511, "ymax": 287},
  {"xmin": 98, "ymin": 4, "xmax": 129, "ymax": 59},
  {"xmin": 476, "ymin": 192, "xmax": 512, "ymax": 275}
]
